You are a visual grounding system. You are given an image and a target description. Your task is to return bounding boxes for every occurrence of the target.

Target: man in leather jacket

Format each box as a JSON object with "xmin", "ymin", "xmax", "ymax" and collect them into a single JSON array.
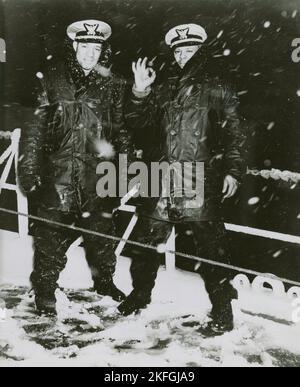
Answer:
[
  {"xmin": 19, "ymin": 20, "xmax": 131, "ymax": 315},
  {"xmin": 122, "ymin": 24, "xmax": 246, "ymax": 336}
]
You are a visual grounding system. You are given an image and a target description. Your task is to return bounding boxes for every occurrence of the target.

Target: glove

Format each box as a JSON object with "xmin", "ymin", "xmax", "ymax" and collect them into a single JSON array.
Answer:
[{"xmin": 18, "ymin": 174, "xmax": 42, "ymax": 194}]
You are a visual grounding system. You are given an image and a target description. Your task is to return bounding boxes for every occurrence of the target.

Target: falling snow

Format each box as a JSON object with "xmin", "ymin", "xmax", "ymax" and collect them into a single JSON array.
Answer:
[
  {"xmin": 273, "ymin": 250, "xmax": 283, "ymax": 258},
  {"xmin": 1, "ymin": 0, "xmax": 300, "ymax": 368},
  {"xmin": 248, "ymin": 197, "xmax": 260, "ymax": 206},
  {"xmin": 217, "ymin": 30, "xmax": 224, "ymax": 39},
  {"xmin": 223, "ymin": 49, "xmax": 231, "ymax": 56}
]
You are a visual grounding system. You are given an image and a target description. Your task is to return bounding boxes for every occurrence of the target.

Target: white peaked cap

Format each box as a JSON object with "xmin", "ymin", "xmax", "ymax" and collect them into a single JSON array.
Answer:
[
  {"xmin": 67, "ymin": 20, "xmax": 112, "ymax": 43},
  {"xmin": 165, "ymin": 23, "xmax": 208, "ymax": 48}
]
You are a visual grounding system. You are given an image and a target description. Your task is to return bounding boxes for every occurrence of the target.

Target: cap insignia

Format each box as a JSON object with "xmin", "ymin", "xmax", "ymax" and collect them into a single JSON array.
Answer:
[
  {"xmin": 84, "ymin": 23, "xmax": 99, "ymax": 36},
  {"xmin": 176, "ymin": 28, "xmax": 189, "ymax": 40}
]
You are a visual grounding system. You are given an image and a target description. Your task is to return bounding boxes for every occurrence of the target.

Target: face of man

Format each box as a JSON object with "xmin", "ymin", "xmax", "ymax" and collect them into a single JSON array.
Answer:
[
  {"xmin": 74, "ymin": 42, "xmax": 102, "ymax": 73},
  {"xmin": 174, "ymin": 45, "xmax": 201, "ymax": 69}
]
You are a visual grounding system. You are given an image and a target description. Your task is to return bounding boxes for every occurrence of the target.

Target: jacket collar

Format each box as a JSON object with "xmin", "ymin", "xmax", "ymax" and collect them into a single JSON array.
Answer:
[{"xmin": 167, "ymin": 48, "xmax": 207, "ymax": 84}]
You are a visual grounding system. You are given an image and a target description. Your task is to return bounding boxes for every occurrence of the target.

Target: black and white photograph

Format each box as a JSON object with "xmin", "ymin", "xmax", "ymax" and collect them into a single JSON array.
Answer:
[{"xmin": 0, "ymin": 0, "xmax": 300, "ymax": 369}]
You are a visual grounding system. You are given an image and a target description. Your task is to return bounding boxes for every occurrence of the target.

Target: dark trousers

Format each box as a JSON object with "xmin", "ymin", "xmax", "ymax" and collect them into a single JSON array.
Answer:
[
  {"xmin": 124, "ymin": 217, "xmax": 237, "ymax": 313},
  {"xmin": 31, "ymin": 205, "xmax": 119, "ymax": 299}
]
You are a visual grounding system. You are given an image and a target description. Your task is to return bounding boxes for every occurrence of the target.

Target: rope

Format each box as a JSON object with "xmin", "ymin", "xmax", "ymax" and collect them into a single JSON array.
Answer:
[
  {"xmin": 1, "ymin": 130, "xmax": 300, "ymax": 180},
  {"xmin": 247, "ymin": 167, "xmax": 300, "ymax": 184},
  {"xmin": 0, "ymin": 206, "xmax": 299, "ymax": 288},
  {"xmin": 1, "ymin": 130, "xmax": 299, "ymax": 183}
]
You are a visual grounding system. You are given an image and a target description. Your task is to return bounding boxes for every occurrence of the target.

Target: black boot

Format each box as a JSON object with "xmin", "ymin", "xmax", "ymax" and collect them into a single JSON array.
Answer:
[
  {"xmin": 118, "ymin": 290, "xmax": 152, "ymax": 316},
  {"xmin": 198, "ymin": 302, "xmax": 234, "ymax": 337},
  {"xmin": 94, "ymin": 281, "xmax": 126, "ymax": 303},
  {"xmin": 197, "ymin": 319, "xmax": 234, "ymax": 337},
  {"xmin": 35, "ymin": 295, "xmax": 57, "ymax": 316}
]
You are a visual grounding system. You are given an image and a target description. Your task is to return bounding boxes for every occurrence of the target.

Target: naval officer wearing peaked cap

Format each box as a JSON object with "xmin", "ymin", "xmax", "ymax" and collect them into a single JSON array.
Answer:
[
  {"xmin": 66, "ymin": 19, "xmax": 113, "ymax": 76},
  {"xmin": 121, "ymin": 22, "xmax": 246, "ymax": 337},
  {"xmin": 18, "ymin": 18, "xmax": 132, "ymax": 315}
]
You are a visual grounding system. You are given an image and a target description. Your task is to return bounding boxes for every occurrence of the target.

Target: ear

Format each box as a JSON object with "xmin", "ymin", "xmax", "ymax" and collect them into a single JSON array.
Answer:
[{"xmin": 73, "ymin": 41, "xmax": 78, "ymax": 52}]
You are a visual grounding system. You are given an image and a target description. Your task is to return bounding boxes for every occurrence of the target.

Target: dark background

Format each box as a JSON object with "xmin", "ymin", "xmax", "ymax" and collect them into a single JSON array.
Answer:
[{"xmin": 0, "ymin": 0, "xmax": 299, "ymax": 282}]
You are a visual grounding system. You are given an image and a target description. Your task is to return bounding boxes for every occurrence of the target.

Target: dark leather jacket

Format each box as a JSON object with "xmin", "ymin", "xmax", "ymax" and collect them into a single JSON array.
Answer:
[
  {"xmin": 126, "ymin": 52, "xmax": 246, "ymax": 222},
  {"xmin": 19, "ymin": 61, "xmax": 131, "ymax": 213}
]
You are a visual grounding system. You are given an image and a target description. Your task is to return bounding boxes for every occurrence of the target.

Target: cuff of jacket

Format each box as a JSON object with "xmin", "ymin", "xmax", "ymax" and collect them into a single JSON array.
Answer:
[
  {"xmin": 225, "ymin": 165, "xmax": 247, "ymax": 183},
  {"xmin": 132, "ymin": 85, "xmax": 152, "ymax": 99}
]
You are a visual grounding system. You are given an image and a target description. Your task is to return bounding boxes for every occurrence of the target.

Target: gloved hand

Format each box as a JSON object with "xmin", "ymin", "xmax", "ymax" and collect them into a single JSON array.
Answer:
[{"xmin": 18, "ymin": 174, "xmax": 42, "ymax": 194}]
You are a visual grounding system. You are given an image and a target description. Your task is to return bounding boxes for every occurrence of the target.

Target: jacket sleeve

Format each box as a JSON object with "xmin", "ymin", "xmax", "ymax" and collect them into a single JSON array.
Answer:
[
  {"xmin": 111, "ymin": 78, "xmax": 134, "ymax": 158},
  {"xmin": 18, "ymin": 79, "xmax": 49, "ymax": 193},
  {"xmin": 221, "ymin": 85, "xmax": 247, "ymax": 182},
  {"xmin": 124, "ymin": 85, "xmax": 161, "ymax": 159}
]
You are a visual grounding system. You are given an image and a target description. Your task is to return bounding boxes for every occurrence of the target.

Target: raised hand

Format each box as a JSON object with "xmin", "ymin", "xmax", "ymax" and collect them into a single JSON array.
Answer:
[{"xmin": 132, "ymin": 57, "xmax": 156, "ymax": 92}]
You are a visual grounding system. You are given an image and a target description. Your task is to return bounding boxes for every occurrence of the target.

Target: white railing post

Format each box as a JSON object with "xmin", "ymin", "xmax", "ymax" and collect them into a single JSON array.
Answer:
[
  {"xmin": 14, "ymin": 129, "xmax": 29, "ymax": 237},
  {"xmin": 0, "ymin": 128, "xmax": 28, "ymax": 236},
  {"xmin": 165, "ymin": 227, "xmax": 176, "ymax": 272}
]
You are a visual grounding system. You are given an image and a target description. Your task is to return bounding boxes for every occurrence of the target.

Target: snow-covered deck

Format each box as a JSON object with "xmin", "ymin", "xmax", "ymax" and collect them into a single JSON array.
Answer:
[
  {"xmin": 1, "ymin": 129, "xmax": 300, "ymax": 366},
  {"xmin": 1, "ymin": 228, "xmax": 300, "ymax": 326}
]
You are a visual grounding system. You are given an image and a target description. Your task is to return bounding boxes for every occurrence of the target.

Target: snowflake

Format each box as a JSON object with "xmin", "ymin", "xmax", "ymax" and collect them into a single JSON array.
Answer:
[
  {"xmin": 248, "ymin": 197, "xmax": 260, "ymax": 205},
  {"xmin": 237, "ymin": 49, "xmax": 246, "ymax": 55},
  {"xmin": 273, "ymin": 250, "xmax": 282, "ymax": 258},
  {"xmin": 217, "ymin": 30, "xmax": 224, "ymax": 39},
  {"xmin": 223, "ymin": 49, "xmax": 231, "ymax": 56}
]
